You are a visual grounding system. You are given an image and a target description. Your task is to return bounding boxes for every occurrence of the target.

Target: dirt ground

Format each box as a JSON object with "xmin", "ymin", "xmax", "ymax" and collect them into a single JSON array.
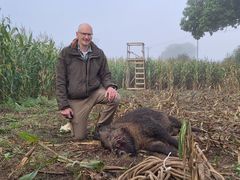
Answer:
[{"xmin": 0, "ymin": 89, "xmax": 240, "ymax": 179}]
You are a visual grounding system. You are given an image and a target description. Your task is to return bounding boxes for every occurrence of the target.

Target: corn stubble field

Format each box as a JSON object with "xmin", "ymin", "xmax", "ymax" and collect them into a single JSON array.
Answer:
[{"xmin": 0, "ymin": 17, "xmax": 240, "ymax": 179}]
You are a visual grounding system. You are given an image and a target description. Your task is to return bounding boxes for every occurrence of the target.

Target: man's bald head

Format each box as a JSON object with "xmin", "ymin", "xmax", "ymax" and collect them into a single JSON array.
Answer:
[{"xmin": 77, "ymin": 23, "xmax": 93, "ymax": 34}]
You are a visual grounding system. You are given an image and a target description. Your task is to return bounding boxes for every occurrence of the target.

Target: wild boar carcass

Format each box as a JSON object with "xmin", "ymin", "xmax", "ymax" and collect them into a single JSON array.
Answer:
[{"xmin": 99, "ymin": 108, "xmax": 185, "ymax": 156}]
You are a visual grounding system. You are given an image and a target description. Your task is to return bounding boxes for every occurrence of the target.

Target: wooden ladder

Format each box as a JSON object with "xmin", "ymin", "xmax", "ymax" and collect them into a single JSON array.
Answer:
[
  {"xmin": 134, "ymin": 59, "xmax": 146, "ymax": 89},
  {"xmin": 126, "ymin": 42, "xmax": 146, "ymax": 90}
]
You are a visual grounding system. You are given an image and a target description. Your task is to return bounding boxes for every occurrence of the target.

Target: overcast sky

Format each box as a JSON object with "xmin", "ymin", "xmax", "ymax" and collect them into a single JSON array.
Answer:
[{"xmin": 1, "ymin": 0, "xmax": 239, "ymax": 61}]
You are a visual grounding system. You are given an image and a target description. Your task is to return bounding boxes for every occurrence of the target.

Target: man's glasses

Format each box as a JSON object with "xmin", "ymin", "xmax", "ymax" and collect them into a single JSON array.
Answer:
[{"xmin": 79, "ymin": 32, "xmax": 93, "ymax": 37}]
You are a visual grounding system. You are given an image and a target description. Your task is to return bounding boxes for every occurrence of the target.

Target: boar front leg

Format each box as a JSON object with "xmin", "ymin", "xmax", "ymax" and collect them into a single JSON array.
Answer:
[{"xmin": 146, "ymin": 141, "xmax": 178, "ymax": 156}]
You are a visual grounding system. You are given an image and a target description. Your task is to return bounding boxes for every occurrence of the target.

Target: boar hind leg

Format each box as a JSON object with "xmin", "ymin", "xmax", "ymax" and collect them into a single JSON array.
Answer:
[
  {"xmin": 163, "ymin": 134, "xmax": 178, "ymax": 148},
  {"xmin": 152, "ymin": 128, "xmax": 178, "ymax": 148},
  {"xmin": 147, "ymin": 141, "xmax": 178, "ymax": 156}
]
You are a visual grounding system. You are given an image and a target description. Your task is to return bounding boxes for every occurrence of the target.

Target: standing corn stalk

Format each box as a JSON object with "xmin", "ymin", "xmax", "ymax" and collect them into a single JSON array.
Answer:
[{"xmin": 0, "ymin": 16, "xmax": 59, "ymax": 102}]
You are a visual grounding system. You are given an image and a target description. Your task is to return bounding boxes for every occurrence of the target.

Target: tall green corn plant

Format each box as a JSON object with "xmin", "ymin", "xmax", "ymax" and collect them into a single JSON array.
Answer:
[
  {"xmin": 180, "ymin": 60, "xmax": 197, "ymax": 89},
  {"xmin": 172, "ymin": 60, "xmax": 183, "ymax": 89},
  {"xmin": 145, "ymin": 58, "xmax": 159, "ymax": 89},
  {"xmin": 0, "ymin": 16, "xmax": 58, "ymax": 102},
  {"xmin": 158, "ymin": 60, "xmax": 171, "ymax": 90},
  {"xmin": 108, "ymin": 58, "xmax": 127, "ymax": 88},
  {"xmin": 194, "ymin": 60, "xmax": 207, "ymax": 89},
  {"xmin": 206, "ymin": 62, "xmax": 225, "ymax": 89},
  {"xmin": 0, "ymin": 17, "xmax": 18, "ymax": 101},
  {"xmin": 12, "ymin": 30, "xmax": 37, "ymax": 98},
  {"xmin": 33, "ymin": 37, "xmax": 58, "ymax": 97},
  {"xmin": 222, "ymin": 61, "xmax": 240, "ymax": 91}
]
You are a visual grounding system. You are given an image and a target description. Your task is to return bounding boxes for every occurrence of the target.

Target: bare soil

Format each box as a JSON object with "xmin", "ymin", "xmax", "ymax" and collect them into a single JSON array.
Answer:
[{"xmin": 0, "ymin": 89, "xmax": 239, "ymax": 179}]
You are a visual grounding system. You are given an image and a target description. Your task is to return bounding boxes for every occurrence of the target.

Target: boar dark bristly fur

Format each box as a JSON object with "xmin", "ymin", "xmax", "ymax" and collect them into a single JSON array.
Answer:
[{"xmin": 99, "ymin": 108, "xmax": 184, "ymax": 156}]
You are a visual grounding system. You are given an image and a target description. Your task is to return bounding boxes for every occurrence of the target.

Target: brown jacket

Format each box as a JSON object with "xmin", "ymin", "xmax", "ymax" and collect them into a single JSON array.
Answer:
[{"xmin": 56, "ymin": 39, "xmax": 117, "ymax": 110}]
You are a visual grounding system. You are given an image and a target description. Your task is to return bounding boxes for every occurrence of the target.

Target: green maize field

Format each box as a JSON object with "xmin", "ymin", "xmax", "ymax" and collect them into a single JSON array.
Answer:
[{"xmin": 1, "ymin": 16, "xmax": 239, "ymax": 103}]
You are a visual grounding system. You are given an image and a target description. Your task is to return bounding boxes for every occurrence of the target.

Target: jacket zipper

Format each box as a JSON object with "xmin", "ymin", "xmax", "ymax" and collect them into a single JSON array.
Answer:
[{"xmin": 86, "ymin": 55, "xmax": 98, "ymax": 97}]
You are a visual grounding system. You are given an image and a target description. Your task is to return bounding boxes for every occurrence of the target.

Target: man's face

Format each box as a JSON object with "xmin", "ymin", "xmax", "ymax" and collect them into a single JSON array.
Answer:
[{"xmin": 76, "ymin": 25, "xmax": 93, "ymax": 47}]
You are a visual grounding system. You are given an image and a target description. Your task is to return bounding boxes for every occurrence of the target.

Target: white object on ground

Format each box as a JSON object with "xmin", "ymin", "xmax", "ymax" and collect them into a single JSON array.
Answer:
[{"xmin": 60, "ymin": 122, "xmax": 73, "ymax": 133}]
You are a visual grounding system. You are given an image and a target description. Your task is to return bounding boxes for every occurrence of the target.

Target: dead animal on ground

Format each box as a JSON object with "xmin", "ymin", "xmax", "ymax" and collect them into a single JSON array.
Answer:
[{"xmin": 99, "ymin": 107, "xmax": 200, "ymax": 156}]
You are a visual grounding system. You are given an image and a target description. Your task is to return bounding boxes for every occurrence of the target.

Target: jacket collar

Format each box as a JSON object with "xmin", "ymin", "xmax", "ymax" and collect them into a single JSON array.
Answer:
[{"xmin": 70, "ymin": 38, "xmax": 100, "ymax": 57}]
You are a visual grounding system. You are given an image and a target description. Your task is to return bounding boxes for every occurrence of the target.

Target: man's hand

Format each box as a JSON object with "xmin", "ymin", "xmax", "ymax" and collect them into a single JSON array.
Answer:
[
  {"xmin": 105, "ymin": 87, "xmax": 117, "ymax": 102},
  {"xmin": 60, "ymin": 107, "xmax": 74, "ymax": 119}
]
